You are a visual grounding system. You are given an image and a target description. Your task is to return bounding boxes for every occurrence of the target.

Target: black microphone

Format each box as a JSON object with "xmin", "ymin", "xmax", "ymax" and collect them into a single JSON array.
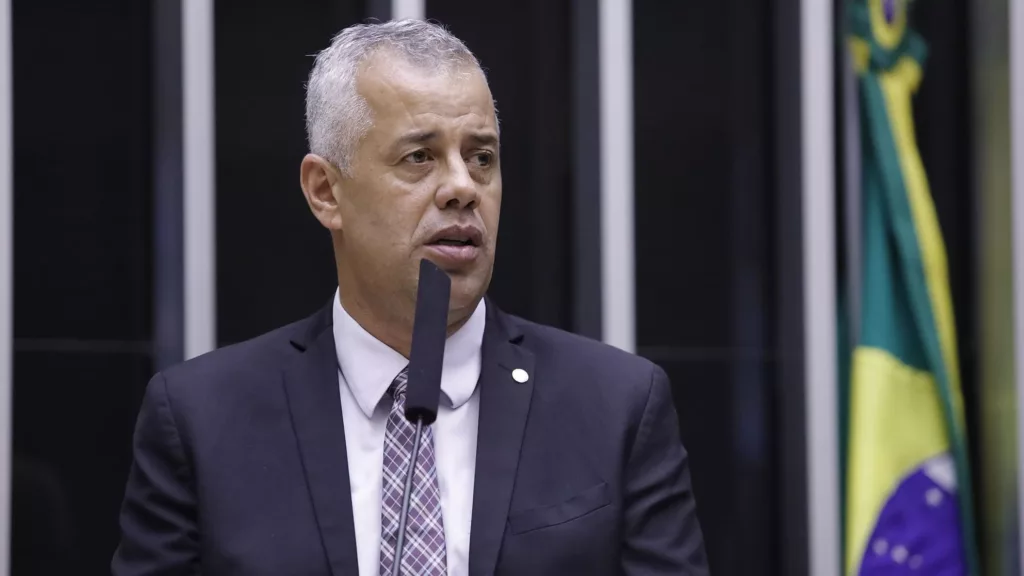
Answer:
[
  {"xmin": 403, "ymin": 258, "xmax": 450, "ymax": 425},
  {"xmin": 391, "ymin": 258, "xmax": 450, "ymax": 576}
]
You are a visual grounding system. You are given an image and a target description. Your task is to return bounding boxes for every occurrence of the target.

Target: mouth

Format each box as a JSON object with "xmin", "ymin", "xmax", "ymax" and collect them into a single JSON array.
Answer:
[
  {"xmin": 425, "ymin": 225, "xmax": 484, "ymax": 248},
  {"xmin": 423, "ymin": 225, "xmax": 484, "ymax": 267}
]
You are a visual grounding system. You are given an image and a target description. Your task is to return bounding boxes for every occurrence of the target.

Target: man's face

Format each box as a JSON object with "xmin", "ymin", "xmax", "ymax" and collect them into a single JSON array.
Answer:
[{"xmin": 332, "ymin": 52, "xmax": 501, "ymax": 322}]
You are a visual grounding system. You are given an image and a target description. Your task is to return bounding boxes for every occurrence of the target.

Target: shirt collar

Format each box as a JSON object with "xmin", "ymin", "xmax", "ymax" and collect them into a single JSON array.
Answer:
[{"xmin": 332, "ymin": 289, "xmax": 487, "ymax": 418}]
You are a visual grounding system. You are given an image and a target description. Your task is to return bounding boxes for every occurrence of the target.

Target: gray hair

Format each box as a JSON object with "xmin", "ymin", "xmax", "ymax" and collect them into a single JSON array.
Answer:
[{"xmin": 305, "ymin": 19, "xmax": 486, "ymax": 174}]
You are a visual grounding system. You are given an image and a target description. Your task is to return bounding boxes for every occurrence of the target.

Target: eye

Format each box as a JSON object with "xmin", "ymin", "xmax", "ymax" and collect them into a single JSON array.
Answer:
[
  {"xmin": 404, "ymin": 149, "xmax": 431, "ymax": 164},
  {"xmin": 470, "ymin": 151, "xmax": 494, "ymax": 167}
]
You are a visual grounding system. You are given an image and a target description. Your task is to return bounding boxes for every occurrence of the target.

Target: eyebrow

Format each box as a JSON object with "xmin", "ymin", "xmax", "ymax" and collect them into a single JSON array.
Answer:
[
  {"xmin": 395, "ymin": 130, "xmax": 438, "ymax": 147},
  {"xmin": 466, "ymin": 132, "xmax": 499, "ymax": 148},
  {"xmin": 393, "ymin": 130, "xmax": 499, "ymax": 149}
]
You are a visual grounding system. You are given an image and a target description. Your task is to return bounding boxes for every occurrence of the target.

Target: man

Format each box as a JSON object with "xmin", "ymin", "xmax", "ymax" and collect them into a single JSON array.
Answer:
[{"xmin": 112, "ymin": 19, "xmax": 708, "ymax": 575}]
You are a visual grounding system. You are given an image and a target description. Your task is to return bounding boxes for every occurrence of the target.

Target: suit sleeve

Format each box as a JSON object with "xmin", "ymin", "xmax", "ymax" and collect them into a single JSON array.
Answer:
[
  {"xmin": 621, "ymin": 365, "xmax": 710, "ymax": 575},
  {"xmin": 111, "ymin": 373, "xmax": 201, "ymax": 575}
]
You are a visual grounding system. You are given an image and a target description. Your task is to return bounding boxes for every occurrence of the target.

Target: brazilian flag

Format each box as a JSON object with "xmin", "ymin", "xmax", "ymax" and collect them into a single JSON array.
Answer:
[{"xmin": 844, "ymin": 1, "xmax": 978, "ymax": 574}]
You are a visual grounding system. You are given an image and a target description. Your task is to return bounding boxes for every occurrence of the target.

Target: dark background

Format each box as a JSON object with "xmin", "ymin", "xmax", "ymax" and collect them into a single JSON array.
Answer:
[
  {"xmin": 633, "ymin": 1, "xmax": 780, "ymax": 573},
  {"xmin": 11, "ymin": 1, "xmax": 153, "ymax": 573},
  {"xmin": 8, "ymin": 1, "xmax": 975, "ymax": 574}
]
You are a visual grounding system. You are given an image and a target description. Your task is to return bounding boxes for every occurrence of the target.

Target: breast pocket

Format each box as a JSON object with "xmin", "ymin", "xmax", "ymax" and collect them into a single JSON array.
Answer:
[{"xmin": 507, "ymin": 482, "xmax": 612, "ymax": 535}]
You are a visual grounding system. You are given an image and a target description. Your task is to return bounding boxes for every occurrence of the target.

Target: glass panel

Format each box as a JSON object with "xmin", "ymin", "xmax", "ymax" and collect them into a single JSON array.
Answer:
[
  {"xmin": 13, "ymin": 0, "xmax": 153, "ymax": 342},
  {"xmin": 12, "ymin": 350, "xmax": 151, "ymax": 573},
  {"xmin": 11, "ymin": 0, "xmax": 154, "ymax": 573},
  {"xmin": 214, "ymin": 1, "xmax": 365, "ymax": 344},
  {"xmin": 633, "ymin": 0, "xmax": 779, "ymax": 572}
]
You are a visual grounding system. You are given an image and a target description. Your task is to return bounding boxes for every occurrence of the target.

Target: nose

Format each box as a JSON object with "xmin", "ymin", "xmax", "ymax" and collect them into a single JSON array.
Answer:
[{"xmin": 434, "ymin": 154, "xmax": 479, "ymax": 211}]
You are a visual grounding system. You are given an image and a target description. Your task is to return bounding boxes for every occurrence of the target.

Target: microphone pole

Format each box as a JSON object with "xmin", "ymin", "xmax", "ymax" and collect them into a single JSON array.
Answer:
[
  {"xmin": 391, "ymin": 258, "xmax": 450, "ymax": 576},
  {"xmin": 392, "ymin": 420, "xmax": 424, "ymax": 576}
]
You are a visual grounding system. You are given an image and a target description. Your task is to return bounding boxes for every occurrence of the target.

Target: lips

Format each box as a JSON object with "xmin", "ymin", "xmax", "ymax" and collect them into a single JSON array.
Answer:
[
  {"xmin": 425, "ymin": 225, "xmax": 483, "ymax": 247},
  {"xmin": 423, "ymin": 225, "xmax": 484, "ymax": 267}
]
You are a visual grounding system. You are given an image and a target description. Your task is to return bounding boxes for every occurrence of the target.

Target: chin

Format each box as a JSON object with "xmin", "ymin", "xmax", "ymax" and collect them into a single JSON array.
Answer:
[{"xmin": 448, "ymin": 276, "xmax": 486, "ymax": 313}]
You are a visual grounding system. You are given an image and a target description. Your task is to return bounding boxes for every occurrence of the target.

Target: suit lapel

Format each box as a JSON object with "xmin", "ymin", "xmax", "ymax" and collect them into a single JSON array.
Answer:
[
  {"xmin": 469, "ymin": 303, "xmax": 535, "ymax": 576},
  {"xmin": 282, "ymin": 304, "xmax": 359, "ymax": 576}
]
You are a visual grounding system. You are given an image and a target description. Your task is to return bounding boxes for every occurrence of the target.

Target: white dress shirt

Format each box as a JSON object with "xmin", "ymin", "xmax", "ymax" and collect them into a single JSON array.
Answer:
[{"xmin": 333, "ymin": 289, "xmax": 484, "ymax": 576}]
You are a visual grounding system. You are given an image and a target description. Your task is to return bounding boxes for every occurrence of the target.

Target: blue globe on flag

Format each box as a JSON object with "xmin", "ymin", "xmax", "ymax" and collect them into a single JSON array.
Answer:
[{"xmin": 858, "ymin": 454, "xmax": 966, "ymax": 574}]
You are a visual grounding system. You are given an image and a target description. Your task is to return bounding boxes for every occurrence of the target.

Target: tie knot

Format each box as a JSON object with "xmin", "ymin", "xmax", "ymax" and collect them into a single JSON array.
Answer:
[{"xmin": 388, "ymin": 367, "xmax": 409, "ymax": 403}]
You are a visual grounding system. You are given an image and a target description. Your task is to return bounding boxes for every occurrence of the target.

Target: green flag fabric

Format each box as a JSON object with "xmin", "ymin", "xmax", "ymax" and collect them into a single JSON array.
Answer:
[{"xmin": 843, "ymin": 1, "xmax": 978, "ymax": 575}]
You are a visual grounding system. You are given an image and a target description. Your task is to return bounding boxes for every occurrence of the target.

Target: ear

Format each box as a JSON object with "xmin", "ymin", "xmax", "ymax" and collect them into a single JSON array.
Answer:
[{"xmin": 300, "ymin": 154, "xmax": 345, "ymax": 231}]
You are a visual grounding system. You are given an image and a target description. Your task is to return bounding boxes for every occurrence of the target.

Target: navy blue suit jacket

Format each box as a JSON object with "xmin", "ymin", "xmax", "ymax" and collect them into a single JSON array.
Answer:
[{"xmin": 112, "ymin": 299, "xmax": 709, "ymax": 575}]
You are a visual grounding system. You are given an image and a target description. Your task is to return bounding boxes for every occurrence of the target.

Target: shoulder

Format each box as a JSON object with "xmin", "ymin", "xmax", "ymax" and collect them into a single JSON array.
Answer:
[
  {"xmin": 509, "ymin": 313, "xmax": 660, "ymax": 374},
  {"xmin": 493, "ymin": 309, "xmax": 680, "ymax": 468},
  {"xmin": 156, "ymin": 305, "xmax": 329, "ymax": 408},
  {"xmin": 499, "ymin": 310, "xmax": 667, "ymax": 403},
  {"xmin": 168, "ymin": 317, "xmax": 312, "ymax": 380}
]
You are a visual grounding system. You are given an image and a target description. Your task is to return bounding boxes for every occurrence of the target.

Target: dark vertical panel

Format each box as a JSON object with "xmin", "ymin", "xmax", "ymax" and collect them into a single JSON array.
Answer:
[
  {"xmin": 215, "ymin": 2, "xmax": 366, "ymax": 344},
  {"xmin": 633, "ymin": 0, "xmax": 780, "ymax": 574},
  {"xmin": 571, "ymin": 0, "xmax": 601, "ymax": 340},
  {"xmin": 634, "ymin": 0, "xmax": 732, "ymax": 351},
  {"xmin": 12, "ymin": 351, "xmax": 151, "ymax": 573},
  {"xmin": 725, "ymin": 0, "xmax": 778, "ymax": 573},
  {"xmin": 774, "ymin": 0, "xmax": 809, "ymax": 573},
  {"xmin": 427, "ymin": 0, "xmax": 573, "ymax": 329},
  {"xmin": 153, "ymin": 0, "xmax": 184, "ymax": 370},
  {"xmin": 11, "ymin": 0, "xmax": 154, "ymax": 572},
  {"xmin": 12, "ymin": 0, "xmax": 153, "ymax": 342}
]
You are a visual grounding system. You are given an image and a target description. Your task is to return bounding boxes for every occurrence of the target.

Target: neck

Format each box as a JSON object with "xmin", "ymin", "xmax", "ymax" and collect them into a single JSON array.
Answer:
[{"xmin": 337, "ymin": 285, "xmax": 474, "ymax": 359}]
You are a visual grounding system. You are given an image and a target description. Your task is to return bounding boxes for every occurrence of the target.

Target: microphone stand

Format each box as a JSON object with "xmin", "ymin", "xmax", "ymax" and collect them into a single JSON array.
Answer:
[
  {"xmin": 391, "ymin": 417, "xmax": 425, "ymax": 576},
  {"xmin": 391, "ymin": 258, "xmax": 449, "ymax": 576}
]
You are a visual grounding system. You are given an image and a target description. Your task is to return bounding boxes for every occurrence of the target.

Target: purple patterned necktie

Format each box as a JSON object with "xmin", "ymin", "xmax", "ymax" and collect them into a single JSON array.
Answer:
[{"xmin": 379, "ymin": 367, "xmax": 447, "ymax": 576}]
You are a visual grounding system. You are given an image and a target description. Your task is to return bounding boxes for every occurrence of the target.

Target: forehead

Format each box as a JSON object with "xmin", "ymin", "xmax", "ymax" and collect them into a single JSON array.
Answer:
[{"xmin": 355, "ymin": 50, "xmax": 497, "ymax": 135}]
